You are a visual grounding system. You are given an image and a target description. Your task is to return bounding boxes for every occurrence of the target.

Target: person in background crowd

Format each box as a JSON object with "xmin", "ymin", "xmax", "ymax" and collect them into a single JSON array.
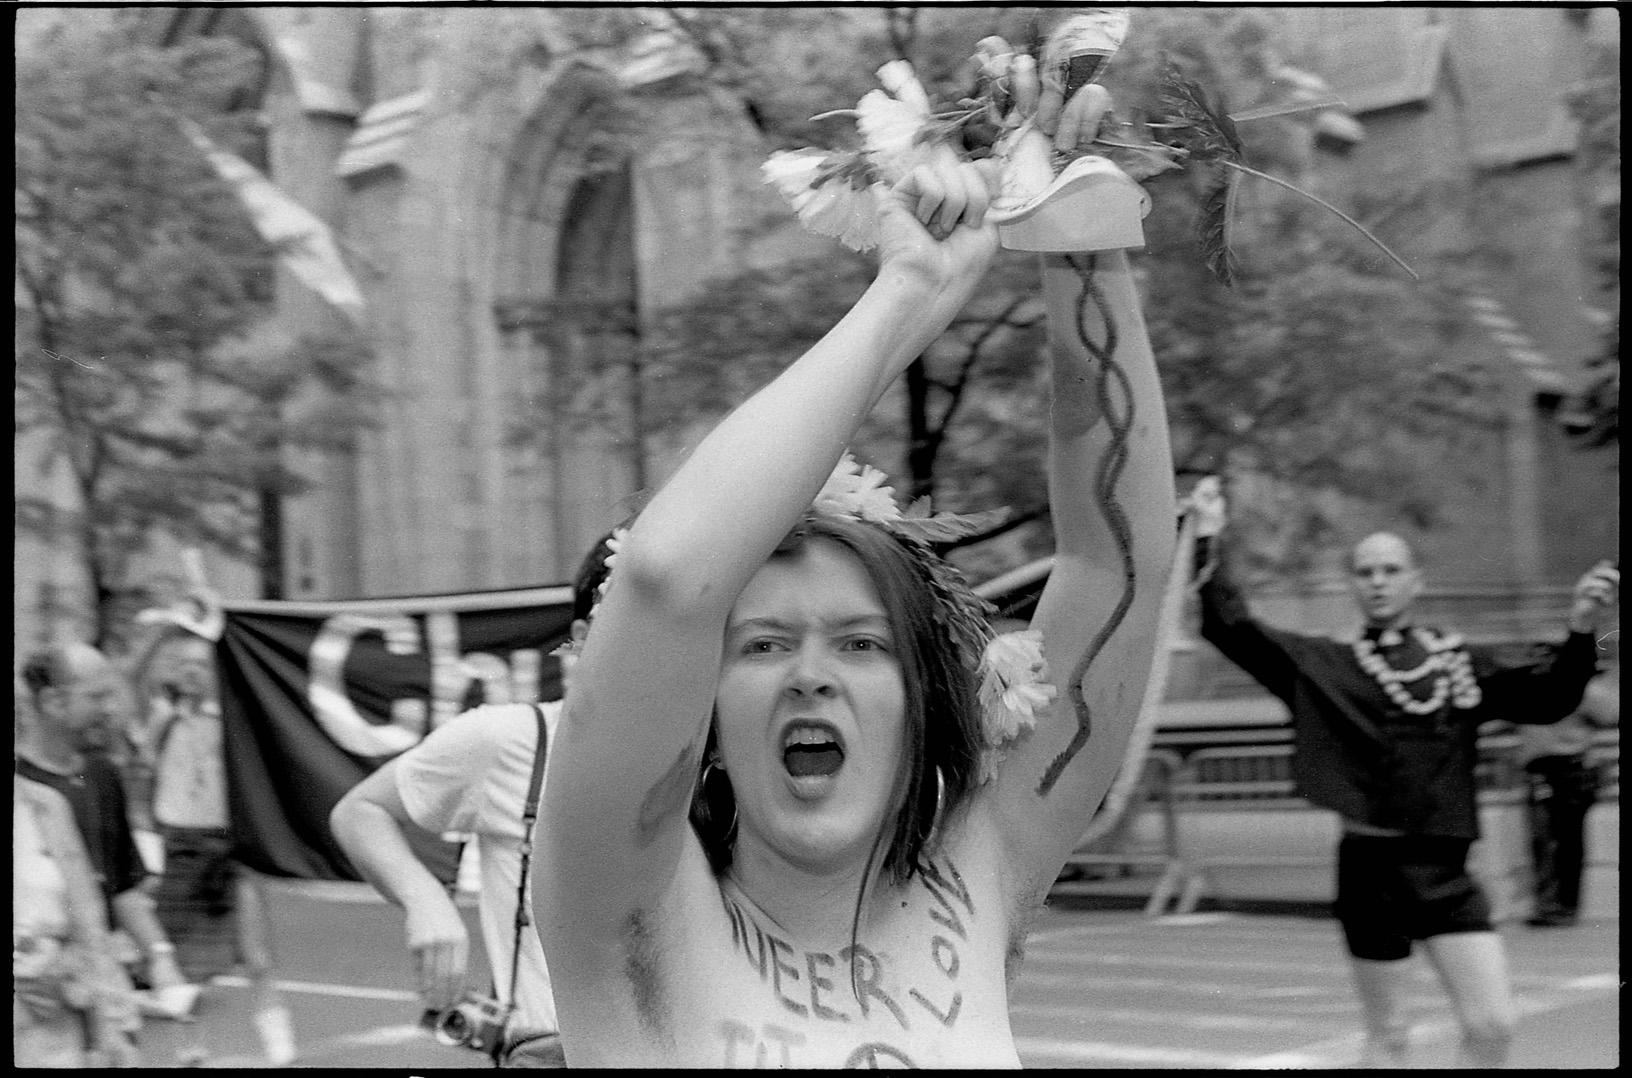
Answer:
[
  {"xmin": 125, "ymin": 623, "xmax": 296, "ymax": 1066},
  {"xmin": 15, "ymin": 680, "xmax": 143, "ymax": 1068},
  {"xmin": 1518, "ymin": 628, "xmax": 1618, "ymax": 927},
  {"xmin": 1189, "ymin": 477, "xmax": 1618, "ymax": 1068},
  {"xmin": 16, "ymin": 643, "xmax": 201, "ymax": 1024},
  {"xmin": 330, "ymin": 529, "xmax": 622, "ymax": 1068}
]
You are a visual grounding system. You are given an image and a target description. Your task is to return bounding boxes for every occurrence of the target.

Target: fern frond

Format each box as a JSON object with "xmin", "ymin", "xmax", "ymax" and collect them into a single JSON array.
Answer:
[
  {"xmin": 1199, "ymin": 171, "xmax": 1241, "ymax": 286},
  {"xmin": 891, "ymin": 506, "xmax": 1011, "ymax": 544},
  {"xmin": 1158, "ymin": 60, "xmax": 1242, "ymax": 163}
]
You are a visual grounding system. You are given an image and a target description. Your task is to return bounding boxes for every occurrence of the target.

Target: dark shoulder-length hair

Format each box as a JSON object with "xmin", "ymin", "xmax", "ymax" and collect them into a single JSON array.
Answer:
[{"xmin": 689, "ymin": 512, "xmax": 985, "ymax": 885}]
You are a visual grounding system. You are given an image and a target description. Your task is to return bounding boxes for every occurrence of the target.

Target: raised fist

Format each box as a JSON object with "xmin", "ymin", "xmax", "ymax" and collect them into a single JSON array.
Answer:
[
  {"xmin": 1185, "ymin": 476, "xmax": 1227, "ymax": 539},
  {"xmin": 1567, "ymin": 561, "xmax": 1620, "ymax": 634}
]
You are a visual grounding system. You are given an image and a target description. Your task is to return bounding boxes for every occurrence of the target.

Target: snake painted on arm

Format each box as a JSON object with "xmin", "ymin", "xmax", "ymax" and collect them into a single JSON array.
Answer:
[{"xmin": 1035, "ymin": 252, "xmax": 1139, "ymax": 797}]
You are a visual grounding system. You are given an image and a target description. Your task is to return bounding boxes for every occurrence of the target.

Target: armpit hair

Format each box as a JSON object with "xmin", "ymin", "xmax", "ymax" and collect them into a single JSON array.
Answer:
[
  {"xmin": 621, "ymin": 906, "xmax": 673, "ymax": 1041},
  {"xmin": 1005, "ymin": 879, "xmax": 1051, "ymax": 983}
]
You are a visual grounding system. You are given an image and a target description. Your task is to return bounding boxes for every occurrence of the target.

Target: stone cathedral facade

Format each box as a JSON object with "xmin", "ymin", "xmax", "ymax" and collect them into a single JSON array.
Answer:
[
  {"xmin": 136, "ymin": 6, "xmax": 789, "ymax": 602},
  {"xmin": 15, "ymin": 6, "xmax": 1617, "ymax": 650}
]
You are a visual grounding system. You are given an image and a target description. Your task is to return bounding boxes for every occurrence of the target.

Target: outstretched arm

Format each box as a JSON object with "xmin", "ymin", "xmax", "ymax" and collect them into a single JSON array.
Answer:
[
  {"xmin": 539, "ymin": 168, "xmax": 1000, "ymax": 946},
  {"xmin": 1194, "ymin": 533, "xmax": 1303, "ymax": 700},
  {"xmin": 1478, "ymin": 560, "xmax": 1619, "ymax": 725},
  {"xmin": 1185, "ymin": 481, "xmax": 1305, "ymax": 702},
  {"xmin": 1567, "ymin": 561, "xmax": 1619, "ymax": 636}
]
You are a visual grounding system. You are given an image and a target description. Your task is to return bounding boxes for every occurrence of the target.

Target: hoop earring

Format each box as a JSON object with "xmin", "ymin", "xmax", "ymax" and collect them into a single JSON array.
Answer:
[
  {"xmin": 927, "ymin": 765, "xmax": 946, "ymax": 842},
  {"xmin": 701, "ymin": 761, "xmax": 739, "ymax": 842}
]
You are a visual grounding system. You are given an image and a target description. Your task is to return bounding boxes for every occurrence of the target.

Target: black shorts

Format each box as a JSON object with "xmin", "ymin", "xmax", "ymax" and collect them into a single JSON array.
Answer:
[{"xmin": 1333, "ymin": 834, "xmax": 1493, "ymax": 961}]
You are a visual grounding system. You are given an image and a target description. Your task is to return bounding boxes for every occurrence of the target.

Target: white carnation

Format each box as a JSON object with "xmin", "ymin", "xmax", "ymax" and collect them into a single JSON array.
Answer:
[
  {"xmin": 761, "ymin": 150, "xmax": 880, "ymax": 252},
  {"xmin": 814, "ymin": 453, "xmax": 903, "ymax": 522},
  {"xmin": 978, "ymin": 629, "xmax": 1056, "ymax": 744}
]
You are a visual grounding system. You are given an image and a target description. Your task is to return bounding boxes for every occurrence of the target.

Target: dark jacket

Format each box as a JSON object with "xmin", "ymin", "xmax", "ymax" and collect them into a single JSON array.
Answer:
[
  {"xmin": 1197, "ymin": 542, "xmax": 1597, "ymax": 837},
  {"xmin": 15, "ymin": 752, "xmax": 149, "ymax": 913}
]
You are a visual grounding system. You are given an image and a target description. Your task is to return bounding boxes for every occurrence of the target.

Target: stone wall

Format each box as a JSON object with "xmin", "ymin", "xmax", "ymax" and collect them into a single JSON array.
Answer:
[{"xmin": 20, "ymin": 8, "xmax": 1616, "ymax": 649}]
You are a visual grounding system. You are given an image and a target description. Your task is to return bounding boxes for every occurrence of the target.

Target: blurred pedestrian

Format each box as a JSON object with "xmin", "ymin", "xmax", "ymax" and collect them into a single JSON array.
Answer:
[
  {"xmin": 125, "ymin": 602, "xmax": 296, "ymax": 1066},
  {"xmin": 1190, "ymin": 477, "xmax": 1618, "ymax": 1068},
  {"xmin": 329, "ymin": 529, "xmax": 619, "ymax": 1068},
  {"xmin": 15, "ymin": 676, "xmax": 143, "ymax": 1068},
  {"xmin": 1518, "ymin": 633, "xmax": 1618, "ymax": 927},
  {"xmin": 16, "ymin": 643, "xmax": 201, "ymax": 1023},
  {"xmin": 15, "ymin": 771, "xmax": 145, "ymax": 1067}
]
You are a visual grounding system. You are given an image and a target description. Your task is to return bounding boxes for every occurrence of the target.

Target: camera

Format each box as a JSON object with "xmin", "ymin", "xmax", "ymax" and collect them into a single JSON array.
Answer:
[{"xmin": 431, "ymin": 993, "xmax": 509, "ymax": 1058}]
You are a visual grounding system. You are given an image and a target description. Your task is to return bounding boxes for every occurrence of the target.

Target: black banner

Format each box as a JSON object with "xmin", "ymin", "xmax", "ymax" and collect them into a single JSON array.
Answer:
[{"xmin": 216, "ymin": 586, "xmax": 575, "ymax": 881}]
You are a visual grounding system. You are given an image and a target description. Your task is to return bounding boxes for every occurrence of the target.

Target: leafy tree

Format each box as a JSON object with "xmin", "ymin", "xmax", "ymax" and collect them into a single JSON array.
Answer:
[
  {"xmin": 503, "ymin": 6, "xmax": 1055, "ymax": 531},
  {"xmin": 507, "ymin": 7, "xmax": 1503, "ymax": 579},
  {"xmin": 15, "ymin": 18, "xmax": 379, "ymax": 648}
]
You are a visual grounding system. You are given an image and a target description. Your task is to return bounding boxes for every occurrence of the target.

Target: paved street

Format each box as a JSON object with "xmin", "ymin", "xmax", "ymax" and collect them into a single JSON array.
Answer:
[
  {"xmin": 1013, "ymin": 898, "xmax": 1618, "ymax": 1069},
  {"xmin": 131, "ymin": 877, "xmax": 1618, "ymax": 1070}
]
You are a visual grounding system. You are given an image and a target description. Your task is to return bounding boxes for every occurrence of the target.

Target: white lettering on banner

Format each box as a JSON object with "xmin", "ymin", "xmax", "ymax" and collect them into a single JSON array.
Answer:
[
  {"xmin": 427, "ymin": 612, "xmax": 466, "ymax": 730},
  {"xmin": 389, "ymin": 696, "xmax": 429, "ymax": 737},
  {"xmin": 307, "ymin": 610, "xmax": 549, "ymax": 756},
  {"xmin": 459, "ymin": 652, "xmax": 512, "ymax": 708},
  {"xmin": 509, "ymin": 647, "xmax": 542, "ymax": 708},
  {"xmin": 309, "ymin": 614, "xmax": 423, "ymax": 756}
]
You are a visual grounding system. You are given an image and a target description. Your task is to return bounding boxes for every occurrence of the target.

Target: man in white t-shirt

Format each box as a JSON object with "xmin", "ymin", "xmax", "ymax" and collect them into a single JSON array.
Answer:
[{"xmin": 329, "ymin": 532, "xmax": 619, "ymax": 1068}]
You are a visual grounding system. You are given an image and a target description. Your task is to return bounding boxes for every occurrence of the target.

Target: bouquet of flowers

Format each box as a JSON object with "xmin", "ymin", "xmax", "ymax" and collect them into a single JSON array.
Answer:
[{"xmin": 761, "ymin": 9, "xmax": 1413, "ymax": 283}]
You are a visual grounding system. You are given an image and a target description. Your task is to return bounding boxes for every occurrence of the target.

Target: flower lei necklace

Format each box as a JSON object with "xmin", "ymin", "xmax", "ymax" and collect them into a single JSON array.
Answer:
[
  {"xmin": 565, "ymin": 454, "xmax": 1055, "ymax": 784},
  {"xmin": 1352, "ymin": 628, "xmax": 1481, "ymax": 715}
]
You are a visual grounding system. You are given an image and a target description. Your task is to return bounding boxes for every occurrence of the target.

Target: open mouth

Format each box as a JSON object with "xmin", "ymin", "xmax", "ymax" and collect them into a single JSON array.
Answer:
[{"xmin": 782, "ymin": 723, "xmax": 845, "ymax": 779}]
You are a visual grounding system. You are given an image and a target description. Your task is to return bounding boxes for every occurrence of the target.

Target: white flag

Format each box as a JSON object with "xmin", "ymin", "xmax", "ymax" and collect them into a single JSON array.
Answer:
[{"xmin": 179, "ymin": 118, "xmax": 366, "ymax": 325}]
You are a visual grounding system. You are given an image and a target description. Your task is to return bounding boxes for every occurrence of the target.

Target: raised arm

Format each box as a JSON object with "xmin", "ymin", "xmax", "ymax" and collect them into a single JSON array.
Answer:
[
  {"xmin": 1475, "ymin": 560, "xmax": 1618, "ymax": 725},
  {"xmin": 958, "ymin": 25, "xmax": 1176, "ymax": 889},
  {"xmin": 986, "ymin": 241, "xmax": 1175, "ymax": 883},
  {"xmin": 1197, "ymin": 537, "xmax": 1307, "ymax": 696},
  {"xmin": 539, "ymin": 173, "xmax": 1000, "ymax": 946}
]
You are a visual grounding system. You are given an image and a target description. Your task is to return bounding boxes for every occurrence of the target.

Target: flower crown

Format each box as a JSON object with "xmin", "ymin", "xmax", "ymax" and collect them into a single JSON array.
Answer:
[
  {"xmin": 558, "ymin": 455, "xmax": 1055, "ymax": 782},
  {"xmin": 813, "ymin": 454, "xmax": 1056, "ymax": 783}
]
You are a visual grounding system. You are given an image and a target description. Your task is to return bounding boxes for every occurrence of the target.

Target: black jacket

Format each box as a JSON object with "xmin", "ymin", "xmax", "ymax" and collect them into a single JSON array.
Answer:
[{"xmin": 1196, "ymin": 541, "xmax": 1597, "ymax": 837}]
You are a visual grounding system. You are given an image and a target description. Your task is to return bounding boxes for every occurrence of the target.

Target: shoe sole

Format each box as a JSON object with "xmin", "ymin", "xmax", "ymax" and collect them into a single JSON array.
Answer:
[{"xmin": 990, "ymin": 156, "xmax": 1150, "ymax": 252}]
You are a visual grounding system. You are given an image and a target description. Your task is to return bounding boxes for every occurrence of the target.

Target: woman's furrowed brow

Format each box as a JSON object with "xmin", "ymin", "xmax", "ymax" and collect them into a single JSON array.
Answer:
[
  {"xmin": 726, "ymin": 615, "xmax": 792, "ymax": 637},
  {"xmin": 726, "ymin": 613, "xmax": 889, "ymax": 636}
]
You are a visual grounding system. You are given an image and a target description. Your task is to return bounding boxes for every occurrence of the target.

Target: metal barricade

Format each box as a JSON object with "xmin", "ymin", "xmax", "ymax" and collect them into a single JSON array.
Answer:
[
  {"xmin": 1056, "ymin": 716, "xmax": 1621, "ymax": 916},
  {"xmin": 1058, "ymin": 749, "xmax": 1207, "ymax": 916},
  {"xmin": 1160, "ymin": 745, "xmax": 1332, "ymax": 913},
  {"xmin": 1176, "ymin": 743, "xmax": 1301, "ymax": 804}
]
